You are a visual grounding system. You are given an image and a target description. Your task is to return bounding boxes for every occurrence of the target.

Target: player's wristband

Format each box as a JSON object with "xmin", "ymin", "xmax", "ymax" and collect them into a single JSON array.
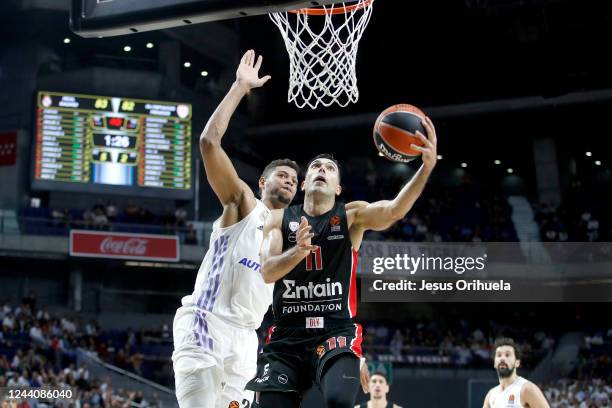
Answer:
[{"xmin": 360, "ymin": 357, "xmax": 366, "ymax": 369}]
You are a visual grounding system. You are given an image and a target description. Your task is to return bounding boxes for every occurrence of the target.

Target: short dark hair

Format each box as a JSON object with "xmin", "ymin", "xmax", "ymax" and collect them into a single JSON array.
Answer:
[
  {"xmin": 306, "ymin": 153, "xmax": 341, "ymax": 181},
  {"xmin": 493, "ymin": 337, "xmax": 521, "ymax": 360},
  {"xmin": 259, "ymin": 159, "xmax": 300, "ymax": 196},
  {"xmin": 261, "ymin": 159, "xmax": 300, "ymax": 180},
  {"xmin": 370, "ymin": 371, "xmax": 389, "ymax": 383}
]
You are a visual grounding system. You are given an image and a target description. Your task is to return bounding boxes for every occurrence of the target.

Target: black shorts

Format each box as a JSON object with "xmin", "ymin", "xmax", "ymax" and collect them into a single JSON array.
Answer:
[{"xmin": 246, "ymin": 322, "xmax": 363, "ymax": 393}]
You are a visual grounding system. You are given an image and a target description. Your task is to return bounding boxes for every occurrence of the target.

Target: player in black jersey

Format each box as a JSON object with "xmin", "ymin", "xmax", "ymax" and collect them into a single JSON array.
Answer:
[
  {"xmin": 246, "ymin": 116, "xmax": 437, "ymax": 408},
  {"xmin": 355, "ymin": 372, "xmax": 403, "ymax": 408}
]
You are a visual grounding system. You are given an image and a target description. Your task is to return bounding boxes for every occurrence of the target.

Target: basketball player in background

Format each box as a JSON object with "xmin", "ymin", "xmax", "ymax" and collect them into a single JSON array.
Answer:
[
  {"xmin": 483, "ymin": 338, "xmax": 550, "ymax": 408},
  {"xmin": 172, "ymin": 50, "xmax": 300, "ymax": 408},
  {"xmin": 356, "ymin": 372, "xmax": 402, "ymax": 408},
  {"xmin": 247, "ymin": 116, "xmax": 437, "ymax": 408}
]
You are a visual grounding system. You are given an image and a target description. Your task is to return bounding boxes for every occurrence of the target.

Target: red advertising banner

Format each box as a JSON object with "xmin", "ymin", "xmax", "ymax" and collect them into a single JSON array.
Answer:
[
  {"xmin": 0, "ymin": 132, "xmax": 17, "ymax": 166},
  {"xmin": 70, "ymin": 230, "xmax": 179, "ymax": 262}
]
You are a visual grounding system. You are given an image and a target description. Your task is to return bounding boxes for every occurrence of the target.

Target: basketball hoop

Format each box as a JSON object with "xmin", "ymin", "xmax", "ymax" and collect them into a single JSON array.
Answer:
[{"xmin": 269, "ymin": 0, "xmax": 374, "ymax": 109}]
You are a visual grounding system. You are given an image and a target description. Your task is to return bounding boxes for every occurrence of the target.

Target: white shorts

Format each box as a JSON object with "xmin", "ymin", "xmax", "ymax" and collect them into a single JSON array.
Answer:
[{"xmin": 172, "ymin": 306, "xmax": 258, "ymax": 408}]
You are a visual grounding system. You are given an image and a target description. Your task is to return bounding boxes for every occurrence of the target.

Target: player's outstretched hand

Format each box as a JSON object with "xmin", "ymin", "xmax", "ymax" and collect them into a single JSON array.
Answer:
[
  {"xmin": 236, "ymin": 49, "xmax": 271, "ymax": 91},
  {"xmin": 411, "ymin": 116, "xmax": 438, "ymax": 171},
  {"xmin": 296, "ymin": 216, "xmax": 318, "ymax": 256}
]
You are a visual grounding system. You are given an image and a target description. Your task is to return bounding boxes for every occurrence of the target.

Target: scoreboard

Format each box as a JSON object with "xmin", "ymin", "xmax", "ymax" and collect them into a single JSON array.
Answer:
[{"xmin": 32, "ymin": 91, "xmax": 193, "ymax": 199}]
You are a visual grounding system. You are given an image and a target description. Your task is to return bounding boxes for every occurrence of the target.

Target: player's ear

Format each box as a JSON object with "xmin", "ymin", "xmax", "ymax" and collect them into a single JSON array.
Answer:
[
  {"xmin": 515, "ymin": 359, "xmax": 521, "ymax": 369},
  {"xmin": 335, "ymin": 184, "xmax": 342, "ymax": 196},
  {"xmin": 301, "ymin": 180, "xmax": 306, "ymax": 191},
  {"xmin": 259, "ymin": 176, "xmax": 266, "ymax": 191}
]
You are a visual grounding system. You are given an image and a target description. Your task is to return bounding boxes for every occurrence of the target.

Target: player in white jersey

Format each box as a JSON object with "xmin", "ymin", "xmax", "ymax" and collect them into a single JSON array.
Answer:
[
  {"xmin": 483, "ymin": 338, "xmax": 550, "ymax": 408},
  {"xmin": 172, "ymin": 50, "xmax": 300, "ymax": 408}
]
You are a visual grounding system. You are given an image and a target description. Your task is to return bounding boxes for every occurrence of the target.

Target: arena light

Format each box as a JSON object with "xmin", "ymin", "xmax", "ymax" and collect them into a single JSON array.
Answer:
[
  {"xmin": 201, "ymin": 70, "xmax": 209, "ymax": 77},
  {"xmin": 494, "ymin": 159, "xmax": 501, "ymax": 165},
  {"xmin": 507, "ymin": 168, "xmax": 514, "ymax": 174},
  {"xmin": 184, "ymin": 62, "xmax": 191, "ymax": 68},
  {"xmin": 123, "ymin": 45, "xmax": 131, "ymax": 52},
  {"xmin": 378, "ymin": 152, "xmax": 384, "ymax": 157},
  {"xmin": 437, "ymin": 155, "xmax": 443, "ymax": 160},
  {"xmin": 595, "ymin": 160, "xmax": 602, "ymax": 166},
  {"xmin": 63, "ymin": 38, "xmax": 71, "ymax": 44},
  {"xmin": 586, "ymin": 151, "xmax": 592, "ymax": 157},
  {"xmin": 461, "ymin": 162, "xmax": 467, "ymax": 168},
  {"xmin": 146, "ymin": 42, "xmax": 154, "ymax": 49}
]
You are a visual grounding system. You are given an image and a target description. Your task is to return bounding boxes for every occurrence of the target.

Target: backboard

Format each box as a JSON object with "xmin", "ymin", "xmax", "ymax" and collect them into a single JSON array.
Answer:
[{"xmin": 70, "ymin": 0, "xmax": 347, "ymax": 38}]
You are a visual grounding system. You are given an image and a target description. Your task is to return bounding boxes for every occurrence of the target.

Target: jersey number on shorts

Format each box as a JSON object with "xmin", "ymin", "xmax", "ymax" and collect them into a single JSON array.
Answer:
[
  {"xmin": 305, "ymin": 247, "xmax": 323, "ymax": 271},
  {"xmin": 327, "ymin": 336, "xmax": 347, "ymax": 350}
]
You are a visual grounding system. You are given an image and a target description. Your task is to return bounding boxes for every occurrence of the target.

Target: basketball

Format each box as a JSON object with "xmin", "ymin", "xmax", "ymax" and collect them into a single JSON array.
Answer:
[{"xmin": 373, "ymin": 104, "xmax": 428, "ymax": 162}]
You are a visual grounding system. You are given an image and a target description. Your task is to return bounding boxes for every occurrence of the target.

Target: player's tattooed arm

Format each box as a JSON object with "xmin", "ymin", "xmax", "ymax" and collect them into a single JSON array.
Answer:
[
  {"xmin": 261, "ymin": 214, "xmax": 318, "ymax": 283},
  {"xmin": 200, "ymin": 50, "xmax": 271, "ymax": 208},
  {"xmin": 521, "ymin": 382, "xmax": 551, "ymax": 408},
  {"xmin": 348, "ymin": 117, "xmax": 437, "ymax": 234}
]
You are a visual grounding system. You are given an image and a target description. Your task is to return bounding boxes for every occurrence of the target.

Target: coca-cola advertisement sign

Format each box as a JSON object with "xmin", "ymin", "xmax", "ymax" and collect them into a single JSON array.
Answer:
[{"xmin": 70, "ymin": 230, "xmax": 179, "ymax": 262}]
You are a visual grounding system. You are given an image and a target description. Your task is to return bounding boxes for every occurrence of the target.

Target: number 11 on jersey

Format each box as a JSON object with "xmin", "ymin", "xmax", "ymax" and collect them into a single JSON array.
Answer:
[{"xmin": 305, "ymin": 247, "xmax": 323, "ymax": 271}]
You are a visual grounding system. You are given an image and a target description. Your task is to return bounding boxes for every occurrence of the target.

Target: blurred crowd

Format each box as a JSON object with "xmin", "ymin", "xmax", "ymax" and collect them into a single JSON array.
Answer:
[
  {"xmin": 0, "ymin": 296, "xmax": 168, "ymax": 407},
  {"xmin": 543, "ymin": 379, "xmax": 611, "ymax": 408},
  {"xmin": 3, "ymin": 291, "xmax": 611, "ymax": 406},
  {"xmin": 18, "ymin": 164, "xmax": 522, "ymax": 246},
  {"xmin": 359, "ymin": 319, "xmax": 554, "ymax": 369},
  {"xmin": 540, "ymin": 329, "xmax": 612, "ymax": 408},
  {"xmin": 535, "ymin": 203, "xmax": 612, "ymax": 243},
  {"xmin": 343, "ymin": 173, "xmax": 518, "ymax": 243},
  {"xmin": 255, "ymin": 311, "xmax": 554, "ymax": 370},
  {"xmin": 22, "ymin": 201, "xmax": 198, "ymax": 244},
  {"xmin": 535, "ymin": 180, "xmax": 612, "ymax": 243}
]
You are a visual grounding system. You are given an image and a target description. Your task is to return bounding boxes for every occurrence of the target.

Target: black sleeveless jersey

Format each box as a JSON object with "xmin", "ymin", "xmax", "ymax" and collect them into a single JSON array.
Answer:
[{"xmin": 272, "ymin": 201, "xmax": 358, "ymax": 326}]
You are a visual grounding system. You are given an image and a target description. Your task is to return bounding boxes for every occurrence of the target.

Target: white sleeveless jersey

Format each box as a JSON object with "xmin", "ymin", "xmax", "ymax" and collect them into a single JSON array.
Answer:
[
  {"xmin": 180, "ymin": 199, "xmax": 273, "ymax": 330},
  {"xmin": 489, "ymin": 377, "xmax": 528, "ymax": 408}
]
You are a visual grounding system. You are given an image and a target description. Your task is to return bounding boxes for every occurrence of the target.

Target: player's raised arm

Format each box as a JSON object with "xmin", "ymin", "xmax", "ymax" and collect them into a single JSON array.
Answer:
[
  {"xmin": 348, "ymin": 116, "xmax": 437, "ymax": 233},
  {"xmin": 521, "ymin": 382, "xmax": 551, "ymax": 408},
  {"xmin": 260, "ymin": 214, "xmax": 318, "ymax": 284},
  {"xmin": 200, "ymin": 50, "xmax": 271, "ymax": 206}
]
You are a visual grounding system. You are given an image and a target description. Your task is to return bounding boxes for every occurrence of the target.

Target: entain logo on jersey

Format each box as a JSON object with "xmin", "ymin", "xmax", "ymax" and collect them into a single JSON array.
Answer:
[
  {"xmin": 282, "ymin": 278, "xmax": 342, "ymax": 299},
  {"xmin": 282, "ymin": 278, "xmax": 343, "ymax": 314}
]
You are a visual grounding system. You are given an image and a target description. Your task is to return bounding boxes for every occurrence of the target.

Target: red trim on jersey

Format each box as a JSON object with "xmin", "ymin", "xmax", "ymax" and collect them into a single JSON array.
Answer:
[
  {"xmin": 305, "ymin": 253, "xmax": 313, "ymax": 271},
  {"xmin": 315, "ymin": 247, "xmax": 323, "ymax": 270},
  {"xmin": 350, "ymin": 323, "xmax": 363, "ymax": 357},
  {"xmin": 265, "ymin": 325, "xmax": 276, "ymax": 344},
  {"xmin": 348, "ymin": 248, "xmax": 358, "ymax": 318}
]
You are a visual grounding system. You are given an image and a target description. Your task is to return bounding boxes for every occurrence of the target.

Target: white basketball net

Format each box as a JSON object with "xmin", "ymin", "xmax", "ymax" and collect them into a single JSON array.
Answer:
[{"xmin": 269, "ymin": 1, "xmax": 374, "ymax": 109}]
